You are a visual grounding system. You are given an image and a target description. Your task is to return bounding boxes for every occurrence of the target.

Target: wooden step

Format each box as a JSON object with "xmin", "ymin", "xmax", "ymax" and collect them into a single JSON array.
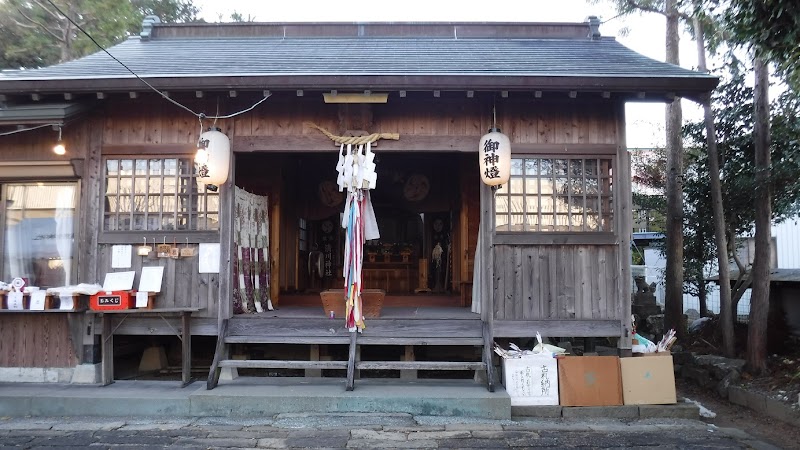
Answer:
[
  {"xmin": 356, "ymin": 361, "xmax": 485, "ymax": 371},
  {"xmin": 218, "ymin": 359, "xmax": 349, "ymax": 370},
  {"xmin": 225, "ymin": 336, "xmax": 350, "ymax": 345}
]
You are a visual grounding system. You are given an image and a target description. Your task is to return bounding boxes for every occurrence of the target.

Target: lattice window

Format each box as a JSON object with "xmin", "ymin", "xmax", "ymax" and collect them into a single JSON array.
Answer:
[
  {"xmin": 495, "ymin": 157, "xmax": 613, "ymax": 232},
  {"xmin": 103, "ymin": 158, "xmax": 219, "ymax": 232}
]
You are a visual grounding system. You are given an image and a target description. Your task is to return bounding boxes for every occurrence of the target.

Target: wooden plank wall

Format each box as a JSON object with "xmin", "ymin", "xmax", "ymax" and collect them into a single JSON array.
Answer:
[
  {"xmin": 96, "ymin": 248, "xmax": 219, "ymax": 318},
  {"xmin": 0, "ymin": 315, "xmax": 78, "ymax": 367},
  {"xmin": 493, "ymin": 245, "xmax": 620, "ymax": 321},
  {"xmin": 92, "ymin": 93, "xmax": 619, "ymax": 320}
]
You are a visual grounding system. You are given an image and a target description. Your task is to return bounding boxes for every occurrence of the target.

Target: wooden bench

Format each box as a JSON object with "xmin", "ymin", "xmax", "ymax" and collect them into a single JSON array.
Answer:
[
  {"xmin": 88, "ymin": 307, "xmax": 200, "ymax": 387},
  {"xmin": 207, "ymin": 316, "xmax": 494, "ymax": 392}
]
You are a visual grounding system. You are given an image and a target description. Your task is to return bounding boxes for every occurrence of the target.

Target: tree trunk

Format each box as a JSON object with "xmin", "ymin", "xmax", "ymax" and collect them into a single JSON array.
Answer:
[
  {"xmin": 746, "ymin": 55, "xmax": 771, "ymax": 375},
  {"xmin": 663, "ymin": 0, "xmax": 685, "ymax": 340},
  {"xmin": 693, "ymin": 8, "xmax": 734, "ymax": 357}
]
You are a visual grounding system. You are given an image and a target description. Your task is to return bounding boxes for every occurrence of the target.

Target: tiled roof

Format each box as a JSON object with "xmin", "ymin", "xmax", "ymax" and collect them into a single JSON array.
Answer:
[{"xmin": 0, "ymin": 23, "xmax": 717, "ymax": 96}]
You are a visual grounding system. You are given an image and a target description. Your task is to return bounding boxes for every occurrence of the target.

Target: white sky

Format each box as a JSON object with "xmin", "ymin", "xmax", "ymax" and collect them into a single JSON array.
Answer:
[{"xmin": 194, "ymin": 0, "xmax": 706, "ymax": 148}]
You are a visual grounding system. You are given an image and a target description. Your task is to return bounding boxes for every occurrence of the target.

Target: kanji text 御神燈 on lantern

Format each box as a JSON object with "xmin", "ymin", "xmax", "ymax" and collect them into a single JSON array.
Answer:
[
  {"xmin": 195, "ymin": 128, "xmax": 231, "ymax": 187},
  {"xmin": 479, "ymin": 127, "xmax": 510, "ymax": 186}
]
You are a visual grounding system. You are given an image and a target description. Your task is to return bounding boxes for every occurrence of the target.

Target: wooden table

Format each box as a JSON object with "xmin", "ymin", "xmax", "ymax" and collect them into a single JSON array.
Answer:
[{"xmin": 87, "ymin": 308, "xmax": 200, "ymax": 387}]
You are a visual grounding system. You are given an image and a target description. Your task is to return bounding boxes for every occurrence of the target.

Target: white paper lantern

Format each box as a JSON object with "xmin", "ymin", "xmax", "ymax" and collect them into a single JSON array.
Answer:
[
  {"xmin": 196, "ymin": 129, "xmax": 231, "ymax": 186},
  {"xmin": 479, "ymin": 127, "xmax": 511, "ymax": 186}
]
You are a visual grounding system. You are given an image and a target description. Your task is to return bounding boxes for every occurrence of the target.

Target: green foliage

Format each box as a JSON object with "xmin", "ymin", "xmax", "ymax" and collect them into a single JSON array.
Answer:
[
  {"xmin": 0, "ymin": 0, "xmax": 199, "ymax": 69},
  {"xmin": 724, "ymin": 0, "xmax": 800, "ymax": 89},
  {"xmin": 682, "ymin": 55, "xmax": 800, "ymax": 271}
]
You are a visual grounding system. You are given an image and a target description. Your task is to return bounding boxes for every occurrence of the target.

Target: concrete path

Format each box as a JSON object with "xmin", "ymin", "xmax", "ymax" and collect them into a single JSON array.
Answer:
[{"xmin": 0, "ymin": 414, "xmax": 779, "ymax": 449}]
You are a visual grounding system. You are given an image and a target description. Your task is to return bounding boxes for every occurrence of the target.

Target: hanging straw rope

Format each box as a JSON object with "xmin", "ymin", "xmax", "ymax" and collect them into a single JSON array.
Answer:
[{"xmin": 304, "ymin": 122, "xmax": 399, "ymax": 145}]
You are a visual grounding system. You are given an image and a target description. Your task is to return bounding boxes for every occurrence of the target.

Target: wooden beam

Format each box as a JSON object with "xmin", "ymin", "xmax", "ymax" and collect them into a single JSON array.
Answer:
[
  {"xmin": 494, "ymin": 233, "xmax": 618, "ymax": 246},
  {"xmin": 233, "ymin": 135, "xmax": 482, "ymax": 152},
  {"xmin": 493, "ymin": 319, "xmax": 622, "ymax": 337}
]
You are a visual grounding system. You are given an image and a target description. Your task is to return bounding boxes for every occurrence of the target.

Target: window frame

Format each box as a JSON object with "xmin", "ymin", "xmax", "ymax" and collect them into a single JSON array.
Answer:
[
  {"xmin": 0, "ymin": 180, "xmax": 80, "ymax": 288},
  {"xmin": 99, "ymin": 155, "xmax": 220, "ymax": 244},
  {"xmin": 493, "ymin": 153, "xmax": 617, "ymax": 245}
]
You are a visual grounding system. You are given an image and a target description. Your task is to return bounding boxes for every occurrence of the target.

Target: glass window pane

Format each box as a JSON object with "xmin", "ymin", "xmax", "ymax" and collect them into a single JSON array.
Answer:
[
  {"xmin": 540, "ymin": 179, "xmax": 554, "ymax": 195},
  {"xmin": 176, "ymin": 214, "xmax": 190, "ymax": 230},
  {"xmin": 133, "ymin": 195, "xmax": 146, "ymax": 213},
  {"xmin": 584, "ymin": 159, "xmax": 598, "ymax": 176},
  {"xmin": 554, "ymin": 159, "xmax": 568, "ymax": 176},
  {"xmin": 149, "ymin": 159, "xmax": 162, "ymax": 175},
  {"xmin": 135, "ymin": 159, "xmax": 148, "ymax": 176},
  {"xmin": 525, "ymin": 159, "xmax": 539, "ymax": 176},
  {"xmin": 509, "ymin": 214, "xmax": 524, "ymax": 231},
  {"xmin": 106, "ymin": 160, "xmax": 119, "ymax": 176},
  {"xmin": 509, "ymin": 178, "xmax": 524, "ymax": 194},
  {"xmin": 104, "ymin": 214, "xmax": 118, "ymax": 231},
  {"xmin": 586, "ymin": 178, "xmax": 599, "ymax": 196},
  {"xmin": 570, "ymin": 159, "xmax": 583, "ymax": 178},
  {"xmin": 525, "ymin": 179, "xmax": 539, "ymax": 195},
  {"xmin": 555, "ymin": 196, "xmax": 570, "ymax": 214},
  {"xmin": 525, "ymin": 196, "xmax": 539, "ymax": 213},
  {"xmin": 3, "ymin": 183, "xmax": 76, "ymax": 287},
  {"xmin": 120, "ymin": 159, "xmax": 133, "ymax": 176},
  {"xmin": 162, "ymin": 196, "xmax": 176, "ymax": 213},
  {"xmin": 162, "ymin": 177, "xmax": 176, "ymax": 194},
  {"xmin": 105, "ymin": 177, "xmax": 119, "ymax": 195},
  {"xmin": 207, "ymin": 196, "xmax": 219, "ymax": 213},
  {"xmin": 526, "ymin": 214, "xmax": 540, "ymax": 231},
  {"xmin": 147, "ymin": 196, "xmax": 160, "ymax": 213},
  {"xmin": 510, "ymin": 159, "xmax": 523, "ymax": 176},
  {"xmin": 495, "ymin": 213, "xmax": 510, "ymax": 232},
  {"xmin": 132, "ymin": 214, "xmax": 146, "ymax": 231},
  {"xmin": 496, "ymin": 195, "xmax": 509, "ymax": 213},
  {"xmin": 540, "ymin": 159, "xmax": 553, "ymax": 176},
  {"xmin": 163, "ymin": 159, "xmax": 177, "ymax": 176},
  {"xmin": 162, "ymin": 215, "xmax": 175, "ymax": 230},
  {"xmin": 509, "ymin": 196, "xmax": 524, "ymax": 214}
]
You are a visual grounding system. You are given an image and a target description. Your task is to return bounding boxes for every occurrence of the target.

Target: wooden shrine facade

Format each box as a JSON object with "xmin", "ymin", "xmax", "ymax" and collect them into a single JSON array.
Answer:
[{"xmin": 0, "ymin": 19, "xmax": 716, "ymax": 385}]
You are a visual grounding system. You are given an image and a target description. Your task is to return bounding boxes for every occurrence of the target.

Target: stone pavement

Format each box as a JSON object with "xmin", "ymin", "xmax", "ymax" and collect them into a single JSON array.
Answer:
[{"xmin": 0, "ymin": 413, "xmax": 781, "ymax": 449}]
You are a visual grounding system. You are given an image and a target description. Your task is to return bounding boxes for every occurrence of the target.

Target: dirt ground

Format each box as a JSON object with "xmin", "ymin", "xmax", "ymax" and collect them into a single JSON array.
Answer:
[{"xmin": 677, "ymin": 378, "xmax": 800, "ymax": 449}]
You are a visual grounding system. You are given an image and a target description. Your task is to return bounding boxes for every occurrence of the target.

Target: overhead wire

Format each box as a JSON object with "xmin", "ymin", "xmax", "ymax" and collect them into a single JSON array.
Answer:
[
  {"xmin": 42, "ymin": 0, "xmax": 270, "ymax": 120},
  {"xmin": 0, "ymin": 123, "xmax": 60, "ymax": 137}
]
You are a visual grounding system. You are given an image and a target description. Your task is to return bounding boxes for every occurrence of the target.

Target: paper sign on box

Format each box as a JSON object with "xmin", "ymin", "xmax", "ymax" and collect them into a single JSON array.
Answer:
[{"xmin": 502, "ymin": 354, "xmax": 559, "ymax": 406}]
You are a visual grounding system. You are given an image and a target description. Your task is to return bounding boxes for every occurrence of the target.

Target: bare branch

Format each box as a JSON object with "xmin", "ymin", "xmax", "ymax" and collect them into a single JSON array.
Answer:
[
  {"xmin": 16, "ymin": 7, "xmax": 64, "ymax": 42},
  {"xmin": 31, "ymin": 0, "xmax": 67, "ymax": 22},
  {"xmin": 624, "ymin": 0, "xmax": 666, "ymax": 16}
]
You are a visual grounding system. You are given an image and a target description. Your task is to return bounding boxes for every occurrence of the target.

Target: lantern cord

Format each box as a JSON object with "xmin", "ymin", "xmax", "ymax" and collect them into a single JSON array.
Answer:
[
  {"xmin": 42, "ymin": 0, "xmax": 271, "ymax": 121},
  {"xmin": 304, "ymin": 122, "xmax": 399, "ymax": 145},
  {"xmin": 0, "ymin": 123, "xmax": 60, "ymax": 137}
]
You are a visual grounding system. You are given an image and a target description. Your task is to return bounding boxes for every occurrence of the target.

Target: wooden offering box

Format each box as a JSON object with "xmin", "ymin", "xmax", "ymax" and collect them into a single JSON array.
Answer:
[{"xmin": 320, "ymin": 289, "xmax": 385, "ymax": 318}]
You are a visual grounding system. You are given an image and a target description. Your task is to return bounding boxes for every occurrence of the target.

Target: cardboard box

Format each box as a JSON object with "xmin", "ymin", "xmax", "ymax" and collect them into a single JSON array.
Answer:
[
  {"xmin": 557, "ymin": 356, "xmax": 623, "ymax": 406},
  {"xmin": 501, "ymin": 354, "xmax": 559, "ymax": 406},
  {"xmin": 620, "ymin": 354, "xmax": 677, "ymax": 405}
]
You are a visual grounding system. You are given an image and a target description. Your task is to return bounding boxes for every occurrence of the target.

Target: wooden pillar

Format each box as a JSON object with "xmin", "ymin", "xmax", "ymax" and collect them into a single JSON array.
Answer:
[
  {"xmin": 306, "ymin": 344, "xmax": 322, "ymax": 377},
  {"xmin": 400, "ymin": 345, "xmax": 417, "ymax": 380}
]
